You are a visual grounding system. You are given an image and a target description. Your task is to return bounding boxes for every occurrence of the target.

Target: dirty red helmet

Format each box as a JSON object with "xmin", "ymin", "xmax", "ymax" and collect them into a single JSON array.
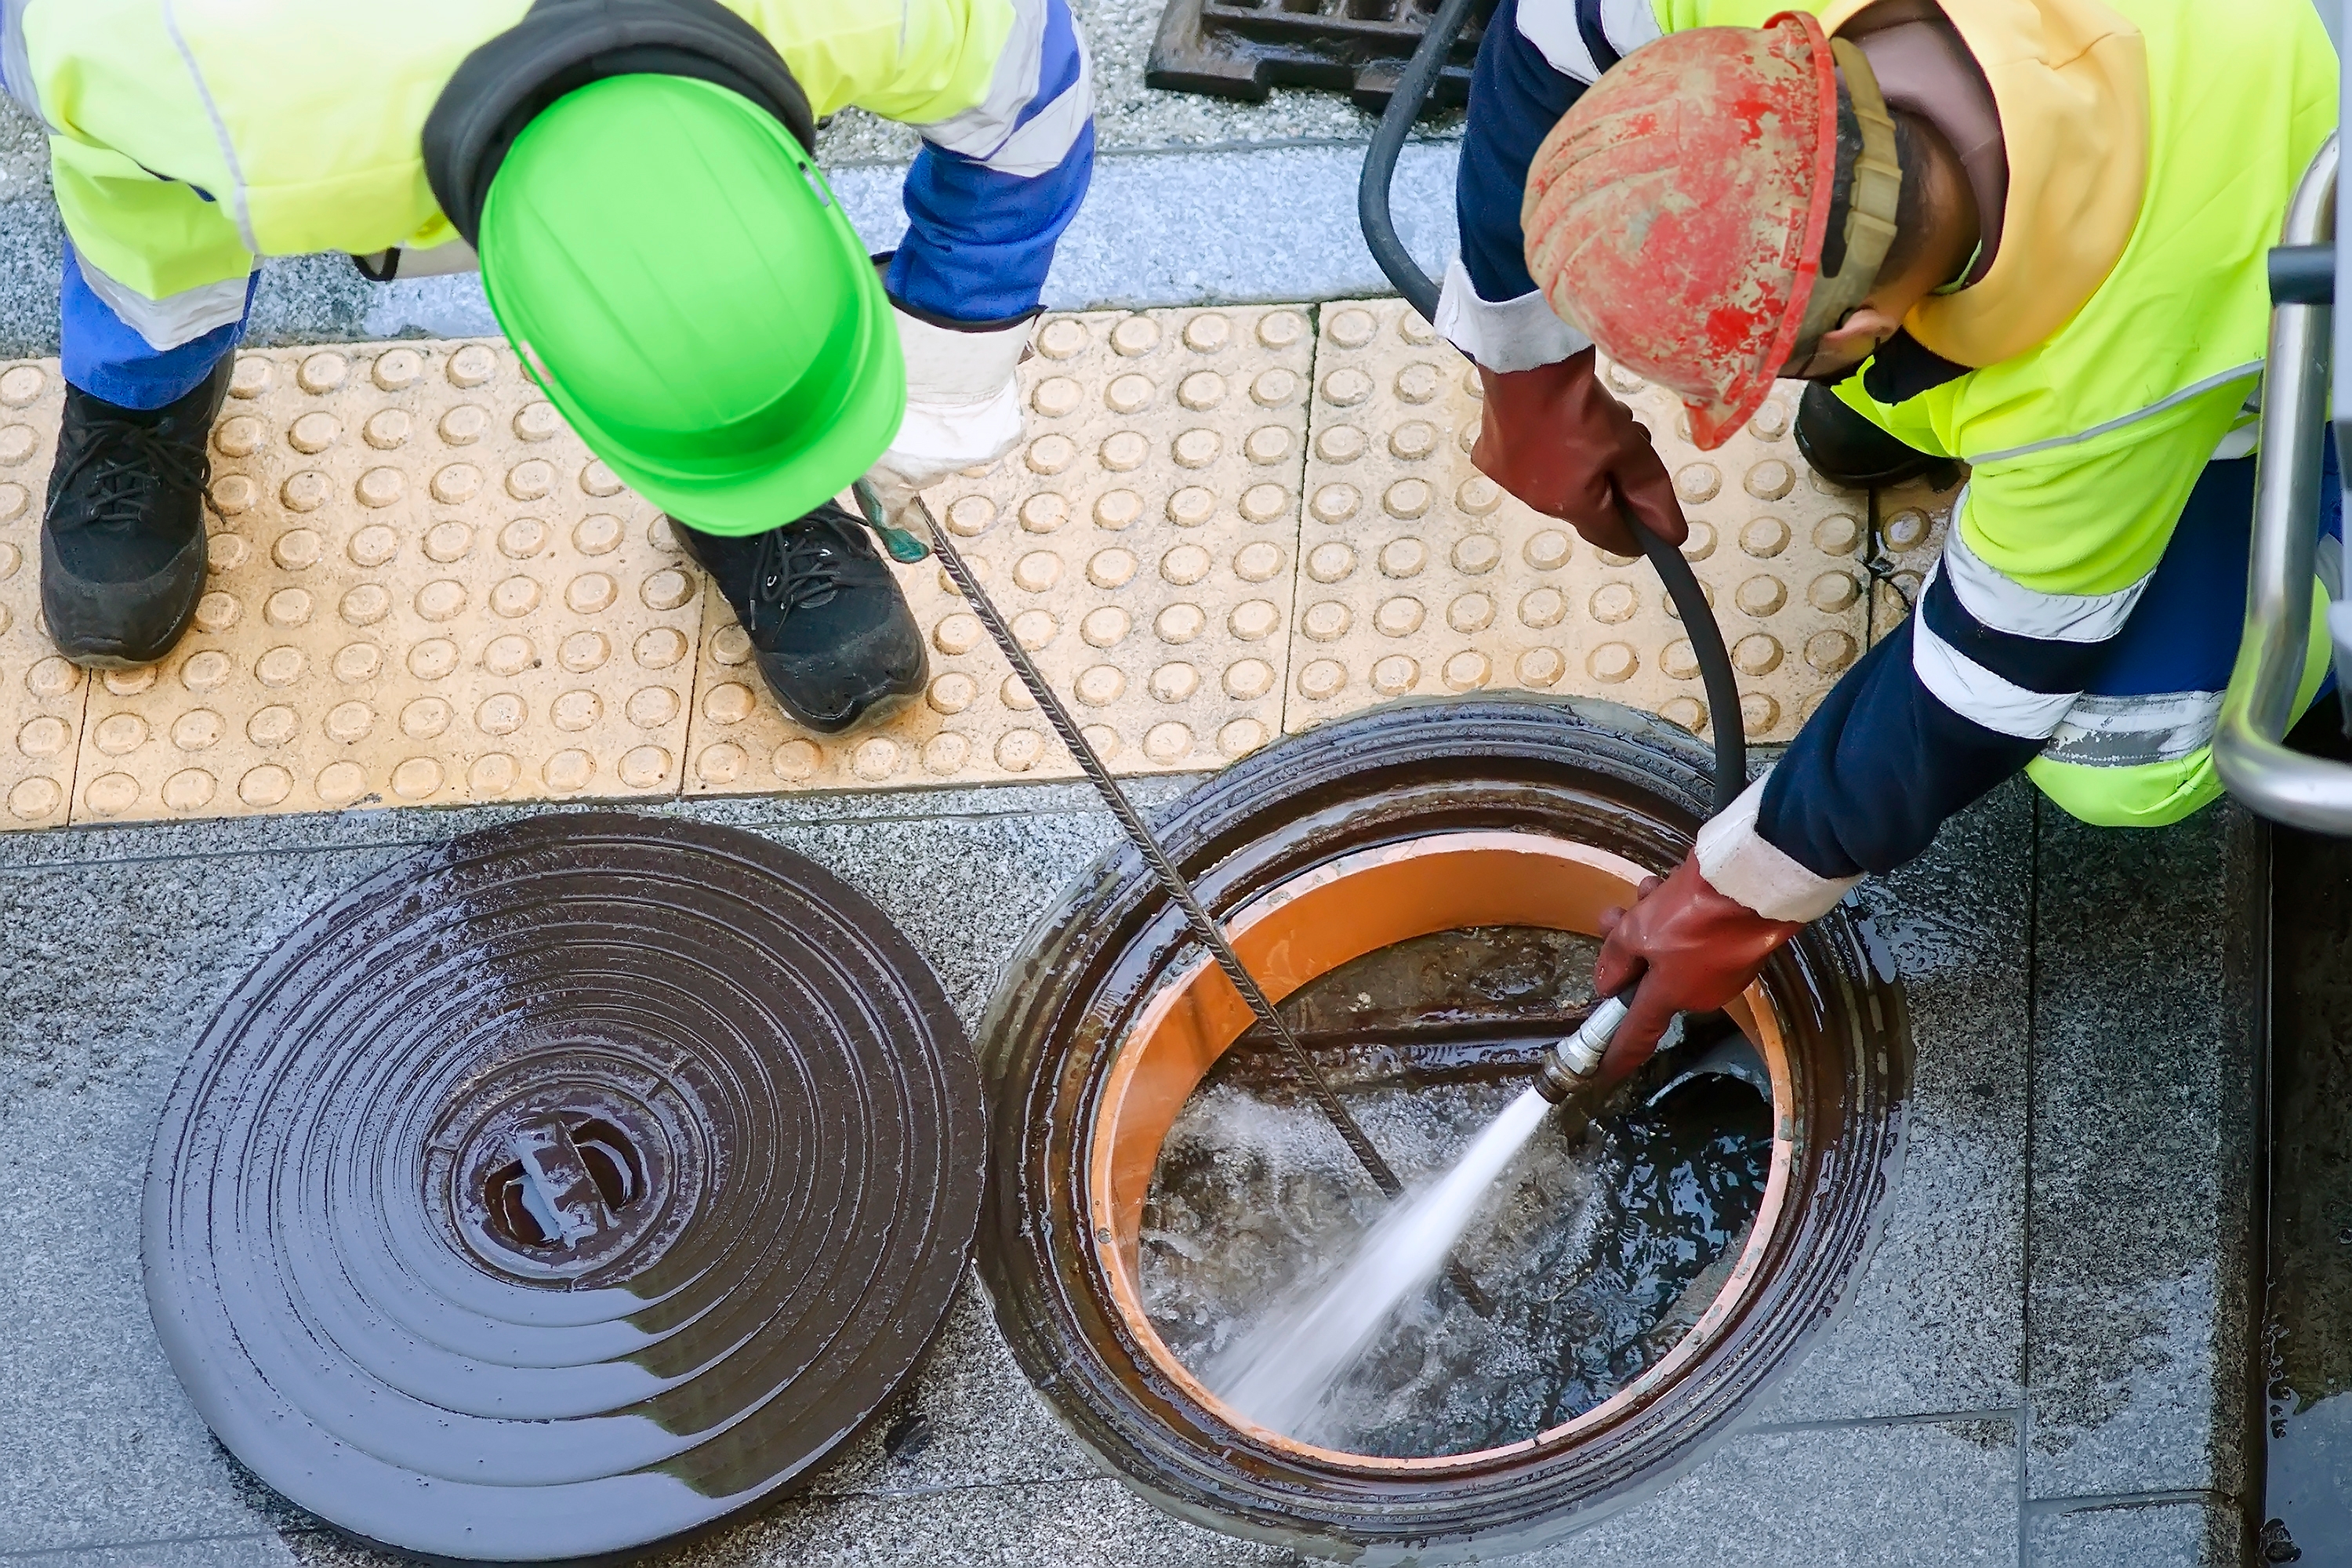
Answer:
[{"xmin": 1520, "ymin": 12, "xmax": 1899, "ymax": 449}]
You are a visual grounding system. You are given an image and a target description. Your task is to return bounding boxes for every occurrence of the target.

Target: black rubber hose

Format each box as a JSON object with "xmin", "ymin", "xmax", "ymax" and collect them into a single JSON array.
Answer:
[{"xmin": 1357, "ymin": 0, "xmax": 1749, "ymax": 816}]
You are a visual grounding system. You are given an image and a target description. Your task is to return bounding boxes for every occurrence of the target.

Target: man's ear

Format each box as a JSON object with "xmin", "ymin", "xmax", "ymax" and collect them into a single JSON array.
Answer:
[{"xmin": 1817, "ymin": 301, "xmax": 1907, "ymax": 361}]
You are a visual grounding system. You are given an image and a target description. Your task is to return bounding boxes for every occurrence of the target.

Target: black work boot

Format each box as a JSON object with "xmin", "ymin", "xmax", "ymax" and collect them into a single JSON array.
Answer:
[
  {"xmin": 1793, "ymin": 381, "xmax": 1964, "ymax": 490},
  {"xmin": 678, "ymin": 501, "xmax": 927, "ymax": 734},
  {"xmin": 41, "ymin": 357, "xmax": 232, "ymax": 668}
]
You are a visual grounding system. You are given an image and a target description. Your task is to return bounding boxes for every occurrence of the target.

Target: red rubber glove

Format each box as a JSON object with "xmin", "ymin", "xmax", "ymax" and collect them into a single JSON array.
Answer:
[
  {"xmin": 1472, "ymin": 348, "xmax": 1689, "ymax": 557},
  {"xmin": 1591, "ymin": 855, "xmax": 1807, "ymax": 1083}
]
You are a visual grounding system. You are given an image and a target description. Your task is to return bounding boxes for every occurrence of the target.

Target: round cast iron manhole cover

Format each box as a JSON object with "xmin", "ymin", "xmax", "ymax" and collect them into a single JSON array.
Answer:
[{"xmin": 143, "ymin": 812, "xmax": 981, "ymax": 1563}]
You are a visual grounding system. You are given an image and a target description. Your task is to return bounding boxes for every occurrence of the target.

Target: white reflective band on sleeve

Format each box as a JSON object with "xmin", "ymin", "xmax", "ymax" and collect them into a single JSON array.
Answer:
[
  {"xmin": 1911, "ymin": 578, "xmax": 2084, "ymax": 739},
  {"xmin": 1965, "ymin": 361, "xmax": 2262, "ymax": 464},
  {"xmin": 920, "ymin": 0, "xmax": 1091, "ymax": 178},
  {"xmin": 1433, "ymin": 260, "xmax": 1590, "ymax": 373},
  {"xmin": 1514, "ymin": 0, "xmax": 1603, "ymax": 82},
  {"xmin": 1599, "ymin": 0, "xmax": 1661, "ymax": 57},
  {"xmin": 2039, "ymin": 690, "xmax": 2225, "ymax": 768},
  {"xmin": 76, "ymin": 254, "xmax": 248, "ymax": 353},
  {"xmin": 2, "ymin": 0, "xmax": 49, "ymax": 125},
  {"xmin": 1940, "ymin": 510, "xmax": 2148, "ymax": 643},
  {"xmin": 1693, "ymin": 773, "xmax": 1862, "ymax": 924}
]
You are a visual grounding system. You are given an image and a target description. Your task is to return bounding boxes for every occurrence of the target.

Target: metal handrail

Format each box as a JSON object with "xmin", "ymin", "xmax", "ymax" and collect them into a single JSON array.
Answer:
[{"xmin": 2212, "ymin": 133, "xmax": 2343, "ymax": 831}]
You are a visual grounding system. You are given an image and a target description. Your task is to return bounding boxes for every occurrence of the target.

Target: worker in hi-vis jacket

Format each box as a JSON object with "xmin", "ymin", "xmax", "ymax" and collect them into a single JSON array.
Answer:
[
  {"xmin": 13, "ymin": 0, "xmax": 1092, "ymax": 735},
  {"xmin": 1436, "ymin": 0, "xmax": 2337, "ymax": 1067}
]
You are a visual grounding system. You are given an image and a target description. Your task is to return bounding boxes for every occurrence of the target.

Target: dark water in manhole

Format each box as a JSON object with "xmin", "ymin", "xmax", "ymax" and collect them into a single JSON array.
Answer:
[
  {"xmin": 1139, "ymin": 925, "xmax": 1772, "ymax": 1458},
  {"xmin": 2264, "ymin": 809, "xmax": 2352, "ymax": 1565}
]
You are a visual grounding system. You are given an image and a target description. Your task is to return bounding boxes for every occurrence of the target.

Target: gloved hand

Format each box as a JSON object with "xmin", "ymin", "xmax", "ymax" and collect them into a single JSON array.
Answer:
[
  {"xmin": 1590, "ymin": 855, "xmax": 1807, "ymax": 1083},
  {"xmin": 864, "ymin": 307, "xmax": 1034, "ymax": 533},
  {"xmin": 1472, "ymin": 348, "xmax": 1689, "ymax": 557}
]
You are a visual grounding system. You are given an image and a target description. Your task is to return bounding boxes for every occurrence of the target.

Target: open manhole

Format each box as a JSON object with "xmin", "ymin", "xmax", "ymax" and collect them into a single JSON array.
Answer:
[
  {"xmin": 143, "ymin": 813, "xmax": 980, "ymax": 1563},
  {"xmin": 979, "ymin": 697, "xmax": 1908, "ymax": 1559}
]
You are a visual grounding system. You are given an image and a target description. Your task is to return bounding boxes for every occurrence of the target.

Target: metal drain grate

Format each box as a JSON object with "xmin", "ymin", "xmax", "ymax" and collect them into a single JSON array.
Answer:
[{"xmin": 1146, "ymin": 0, "xmax": 1486, "ymax": 111}]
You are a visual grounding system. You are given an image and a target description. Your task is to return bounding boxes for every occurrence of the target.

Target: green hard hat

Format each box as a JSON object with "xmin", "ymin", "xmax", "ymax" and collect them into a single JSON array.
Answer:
[{"xmin": 477, "ymin": 74, "xmax": 902, "ymax": 537}]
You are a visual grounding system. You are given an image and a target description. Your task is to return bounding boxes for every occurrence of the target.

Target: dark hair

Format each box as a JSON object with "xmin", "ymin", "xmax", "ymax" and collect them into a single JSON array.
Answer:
[{"xmin": 1824, "ymin": 81, "xmax": 1931, "ymax": 289}]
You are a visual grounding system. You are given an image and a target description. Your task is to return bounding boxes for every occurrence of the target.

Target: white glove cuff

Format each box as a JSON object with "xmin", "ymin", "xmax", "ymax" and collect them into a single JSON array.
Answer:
[
  {"xmin": 893, "ymin": 306, "xmax": 1034, "ymax": 405},
  {"xmin": 881, "ymin": 379, "xmax": 1024, "ymax": 486},
  {"xmin": 1693, "ymin": 772, "xmax": 1862, "ymax": 924},
  {"xmin": 1432, "ymin": 259, "xmax": 1592, "ymax": 374}
]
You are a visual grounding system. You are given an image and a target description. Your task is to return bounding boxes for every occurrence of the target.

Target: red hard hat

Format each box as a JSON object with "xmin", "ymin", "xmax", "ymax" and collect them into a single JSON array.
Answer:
[{"xmin": 1520, "ymin": 12, "xmax": 1847, "ymax": 451}]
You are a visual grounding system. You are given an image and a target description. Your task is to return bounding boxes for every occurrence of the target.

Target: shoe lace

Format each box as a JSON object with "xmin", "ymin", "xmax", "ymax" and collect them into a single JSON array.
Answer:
[
  {"xmin": 747, "ymin": 518, "xmax": 849, "ymax": 634},
  {"xmin": 52, "ymin": 418, "xmax": 212, "ymax": 531}
]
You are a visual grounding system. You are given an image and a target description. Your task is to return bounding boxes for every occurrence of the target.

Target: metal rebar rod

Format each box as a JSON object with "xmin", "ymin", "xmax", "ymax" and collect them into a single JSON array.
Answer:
[{"xmin": 874, "ymin": 485, "xmax": 1493, "ymax": 1316}]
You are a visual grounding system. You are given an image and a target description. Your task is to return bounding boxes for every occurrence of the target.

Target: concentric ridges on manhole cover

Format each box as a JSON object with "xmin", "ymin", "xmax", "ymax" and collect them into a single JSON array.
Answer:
[{"xmin": 143, "ymin": 813, "xmax": 980, "ymax": 1562}]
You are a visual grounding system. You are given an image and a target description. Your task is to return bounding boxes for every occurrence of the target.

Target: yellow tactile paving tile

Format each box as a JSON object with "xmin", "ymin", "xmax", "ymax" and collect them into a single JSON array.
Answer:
[
  {"xmin": 0, "ymin": 361, "xmax": 82, "ymax": 829},
  {"xmin": 681, "ymin": 305, "xmax": 1313, "ymax": 793},
  {"xmin": 67, "ymin": 342, "xmax": 701, "ymax": 824},
  {"xmin": 1283, "ymin": 300, "xmax": 1874, "ymax": 744},
  {"xmin": 1867, "ymin": 476, "xmax": 1963, "ymax": 643}
]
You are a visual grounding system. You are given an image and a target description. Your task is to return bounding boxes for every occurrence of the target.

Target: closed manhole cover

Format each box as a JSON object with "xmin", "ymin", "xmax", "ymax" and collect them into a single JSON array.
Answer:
[{"xmin": 143, "ymin": 813, "xmax": 979, "ymax": 1562}]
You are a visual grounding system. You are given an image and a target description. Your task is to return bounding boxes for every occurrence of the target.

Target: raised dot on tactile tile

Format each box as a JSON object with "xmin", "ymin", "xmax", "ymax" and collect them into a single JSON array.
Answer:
[
  {"xmin": 6, "ymin": 776, "xmax": 60, "ymax": 821},
  {"xmin": 172, "ymin": 650, "xmax": 228, "ymax": 694},
  {"xmin": 1807, "ymin": 630, "xmax": 1860, "ymax": 674},
  {"xmin": 1660, "ymin": 695, "xmax": 1707, "ymax": 733},
  {"xmin": 581, "ymin": 460, "xmax": 619, "ymax": 499},
  {"xmin": 1038, "ymin": 319, "xmax": 1089, "ymax": 359},
  {"xmin": 1142, "ymin": 722, "xmax": 1191, "ymax": 764},
  {"xmin": 934, "ymin": 495, "xmax": 992, "ymax": 539},
  {"xmin": 550, "ymin": 689, "xmax": 601, "ymax": 731},
  {"xmin": 484, "ymin": 634, "xmax": 536, "ymax": 677},
  {"xmin": 1171, "ymin": 429, "xmax": 1219, "ymax": 468},
  {"xmin": 838, "ymin": 737, "xmax": 898, "ymax": 783},
  {"xmin": 280, "ymin": 471, "xmax": 328, "ymax": 513},
  {"xmin": 934, "ymin": 613, "xmax": 982, "ymax": 655},
  {"xmin": 433, "ymin": 465, "xmax": 482, "ymax": 510},
  {"xmin": 407, "ymin": 638, "xmax": 458, "ymax": 680},
  {"xmin": 1220, "ymin": 718, "xmax": 1269, "ymax": 757},
  {"xmin": 1160, "ymin": 543, "xmax": 1211, "ymax": 586},
  {"xmin": 1814, "ymin": 513, "xmax": 1863, "ymax": 556},
  {"xmin": 1316, "ymin": 426, "xmax": 1366, "ymax": 465},
  {"xmin": 641, "ymin": 572, "xmax": 695, "ymax": 612},
  {"xmin": 1238, "ymin": 365, "xmax": 1297, "ymax": 408},
  {"xmin": 0, "ymin": 364, "xmax": 42, "ymax": 406},
  {"xmin": 1302, "ymin": 601, "xmax": 1352, "ymax": 641},
  {"xmin": 1240, "ymin": 483, "xmax": 1288, "ymax": 523},
  {"xmin": 1369, "ymin": 654, "xmax": 1417, "ymax": 695},
  {"xmin": 413, "ymin": 579, "xmax": 466, "ymax": 621},
  {"xmin": 504, "ymin": 460, "xmax": 554, "ymax": 501},
  {"xmin": 1220, "ymin": 657, "xmax": 1273, "ymax": 700},
  {"xmin": 1735, "ymin": 575, "xmax": 1788, "ymax": 617},
  {"xmin": 93, "ymin": 713, "xmax": 146, "ymax": 756},
  {"xmin": 230, "ymin": 356, "xmax": 273, "ymax": 399},
  {"xmin": 1105, "ymin": 375, "xmax": 1158, "ymax": 419},
  {"xmin": 1374, "ymin": 423, "xmax": 1431, "ymax": 464},
  {"xmin": 1744, "ymin": 459, "xmax": 1795, "ymax": 500},
  {"xmin": 1749, "ymin": 398, "xmax": 1791, "ymax": 439},
  {"xmin": 488, "ymin": 575, "xmax": 540, "ymax": 619},
  {"xmin": 1523, "ymin": 530, "xmax": 1573, "ymax": 571},
  {"xmin": 1809, "ymin": 571, "xmax": 1860, "ymax": 612},
  {"xmin": 1375, "ymin": 596, "xmax": 1425, "ymax": 637},
  {"xmin": 389, "ymin": 757, "xmax": 443, "ymax": 800},
  {"xmin": 544, "ymin": 750, "xmax": 593, "ymax": 792},
  {"xmin": 103, "ymin": 666, "xmax": 156, "ymax": 698},
  {"xmin": 27, "ymin": 656, "xmax": 80, "ymax": 698},
  {"xmin": 1742, "ymin": 692, "xmax": 1782, "ymax": 734},
  {"xmin": 1094, "ymin": 488, "xmax": 1142, "ymax": 529},
  {"xmin": 447, "ymin": 344, "xmax": 497, "ymax": 387},
  {"xmin": 1733, "ymin": 633, "xmax": 1784, "ymax": 675},
  {"xmin": 1327, "ymin": 307, "xmax": 1377, "ymax": 348},
  {"xmin": 370, "ymin": 347, "xmax": 422, "ymax": 391},
  {"xmin": 1232, "ymin": 542, "xmax": 1283, "ymax": 583},
  {"xmin": 510, "ymin": 401, "xmax": 561, "ymax": 442},
  {"xmin": 404, "ymin": 522, "xmax": 466, "ymax": 567},
  {"xmin": 631, "ymin": 627, "xmax": 687, "ymax": 670},
  {"xmin": 1012, "ymin": 608, "xmax": 1057, "ymax": 649},
  {"xmin": 400, "ymin": 697, "xmax": 452, "ymax": 739},
  {"xmin": 1177, "ymin": 372, "xmax": 1226, "ymax": 412},
  {"xmin": 1100, "ymin": 431, "xmax": 1147, "ymax": 471},
  {"xmin": 760, "ymin": 739, "xmax": 817, "ymax": 782},
  {"xmin": 1312, "ymin": 483, "xmax": 1361, "ymax": 524},
  {"xmin": 233, "ymin": 764, "xmax": 291, "ymax": 808},
  {"xmin": 1033, "ymin": 376, "xmax": 1082, "ymax": 418},
  {"xmin": 1298, "ymin": 659, "xmax": 1346, "ymax": 699},
  {"xmin": 16, "ymin": 715, "xmax": 66, "ymax": 757},
  {"xmin": 1740, "ymin": 516, "xmax": 1791, "ymax": 558},
  {"xmin": 214, "ymin": 415, "xmax": 263, "ymax": 457},
  {"xmin": 1321, "ymin": 368, "xmax": 1373, "ymax": 407},
  {"xmin": 1081, "ymin": 606, "xmax": 1131, "ymax": 648},
  {"xmin": 1442, "ymin": 651, "xmax": 1491, "ymax": 691},
  {"xmin": 1446, "ymin": 593, "xmax": 1495, "ymax": 633},
  {"xmin": 1381, "ymin": 478, "xmax": 1432, "ymax": 520},
  {"xmin": 1518, "ymin": 647, "xmax": 1567, "ymax": 688},
  {"xmin": 1025, "ymin": 434, "xmax": 1073, "ymax": 479},
  {"xmin": 554, "ymin": 571, "xmax": 611, "ymax": 614},
  {"xmin": 474, "ymin": 691, "xmax": 527, "ymax": 735},
  {"xmin": 1518, "ymin": 586, "xmax": 1566, "ymax": 629},
  {"xmin": 1076, "ymin": 665, "xmax": 1127, "ymax": 706},
  {"xmin": 1438, "ymin": 535, "xmax": 1496, "ymax": 577},
  {"xmin": 0, "ymin": 541, "xmax": 17, "ymax": 582},
  {"xmin": 1150, "ymin": 603, "xmax": 1204, "ymax": 645},
  {"xmin": 996, "ymin": 729, "xmax": 1045, "ymax": 772},
  {"xmin": 344, "ymin": 467, "xmax": 401, "ymax": 509},
  {"xmin": 209, "ymin": 474, "xmax": 256, "ymax": 514},
  {"xmin": 927, "ymin": 672, "xmax": 978, "ymax": 715},
  {"xmin": 561, "ymin": 630, "xmax": 612, "ymax": 674},
  {"xmin": 1599, "ymin": 549, "xmax": 1639, "ymax": 568},
  {"xmin": 599, "ymin": 744, "xmax": 662, "ymax": 791},
  {"xmin": 333, "ymin": 642, "xmax": 383, "ymax": 684},
  {"xmin": 341, "ymin": 524, "xmax": 394, "ymax": 568},
  {"xmin": 289, "ymin": 411, "xmax": 339, "ymax": 455},
  {"xmin": 911, "ymin": 731, "xmax": 966, "ymax": 778},
  {"xmin": 0, "ymin": 481, "xmax": 26, "ymax": 521},
  {"xmin": 194, "ymin": 590, "xmax": 242, "ymax": 632},
  {"xmin": 470, "ymin": 753, "xmax": 521, "ymax": 794},
  {"xmin": 1004, "ymin": 550, "xmax": 1058, "ymax": 593},
  {"xmin": 246, "ymin": 705, "xmax": 297, "ymax": 747},
  {"xmin": 1378, "ymin": 537, "xmax": 1427, "ymax": 577},
  {"xmin": 325, "ymin": 700, "xmax": 376, "ymax": 742},
  {"xmin": 1225, "ymin": 600, "xmax": 1279, "ymax": 643},
  {"xmin": 297, "ymin": 351, "xmax": 347, "ymax": 394},
  {"xmin": 0, "ymin": 426, "xmax": 31, "ymax": 465},
  {"xmin": 1394, "ymin": 363, "xmax": 1442, "ymax": 404},
  {"xmin": 1257, "ymin": 308, "xmax": 1306, "ymax": 348},
  {"xmin": 254, "ymin": 645, "xmax": 305, "ymax": 688},
  {"xmin": 1882, "ymin": 509, "xmax": 1932, "ymax": 550},
  {"xmin": 1166, "ymin": 487, "xmax": 1215, "ymax": 528},
  {"xmin": 1587, "ymin": 642, "xmax": 1638, "ymax": 684},
  {"xmin": 1178, "ymin": 310, "xmax": 1232, "ymax": 353},
  {"xmin": 1675, "ymin": 463, "xmax": 1722, "ymax": 503},
  {"xmin": 1243, "ymin": 424, "xmax": 1292, "ymax": 466},
  {"xmin": 1112, "ymin": 316, "xmax": 1161, "ymax": 356},
  {"xmin": 82, "ymin": 773, "xmax": 138, "ymax": 815},
  {"xmin": 1084, "ymin": 547, "xmax": 1136, "ymax": 590},
  {"xmin": 438, "ymin": 404, "xmax": 488, "ymax": 445}
]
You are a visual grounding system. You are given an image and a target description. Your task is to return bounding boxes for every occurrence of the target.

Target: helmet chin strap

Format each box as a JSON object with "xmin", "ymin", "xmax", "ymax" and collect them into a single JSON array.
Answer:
[{"xmin": 1789, "ymin": 38, "xmax": 1904, "ymax": 365}]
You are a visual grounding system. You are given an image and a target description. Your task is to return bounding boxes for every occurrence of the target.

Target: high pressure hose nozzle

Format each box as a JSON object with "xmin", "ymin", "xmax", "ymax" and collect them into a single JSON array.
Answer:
[{"xmin": 1535, "ymin": 996, "xmax": 1632, "ymax": 1103}]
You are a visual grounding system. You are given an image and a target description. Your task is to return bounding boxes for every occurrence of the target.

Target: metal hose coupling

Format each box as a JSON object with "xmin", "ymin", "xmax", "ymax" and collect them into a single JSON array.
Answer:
[{"xmin": 1535, "ymin": 995, "xmax": 1632, "ymax": 1103}]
